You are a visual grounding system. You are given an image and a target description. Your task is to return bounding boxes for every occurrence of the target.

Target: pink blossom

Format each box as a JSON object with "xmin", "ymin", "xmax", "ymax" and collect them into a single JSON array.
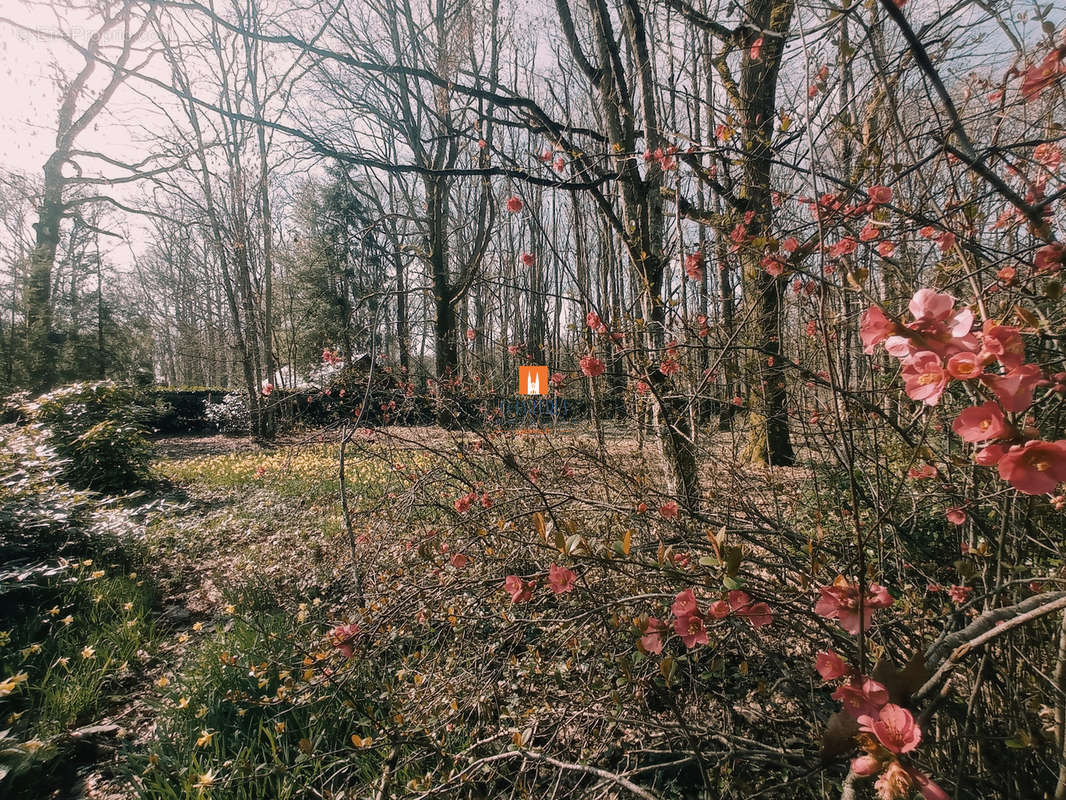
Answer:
[
  {"xmin": 952, "ymin": 402, "xmax": 1008, "ymax": 442},
  {"xmin": 975, "ymin": 443, "xmax": 1007, "ymax": 466},
  {"xmin": 329, "ymin": 624, "xmax": 360, "ymax": 659},
  {"xmin": 450, "ymin": 553, "xmax": 469, "ymax": 568},
  {"xmin": 659, "ymin": 501, "xmax": 679, "ymax": 519},
  {"xmin": 660, "ymin": 358, "xmax": 680, "ymax": 377},
  {"xmin": 454, "ymin": 492, "xmax": 477, "ymax": 513},
  {"xmin": 946, "ymin": 508, "xmax": 967, "ymax": 525},
  {"xmin": 708, "ymin": 600, "xmax": 730, "ymax": 619},
  {"xmin": 466, "ymin": 328, "xmax": 476, "ymax": 341},
  {"xmin": 876, "ymin": 240, "xmax": 896, "ymax": 258},
  {"xmin": 781, "ymin": 236, "xmax": 799, "ymax": 252},
  {"xmin": 832, "ymin": 677, "xmax": 890, "ymax": 718},
  {"xmin": 815, "ymin": 649, "xmax": 847, "ymax": 681},
  {"xmin": 948, "ymin": 585, "xmax": 972, "ymax": 605},
  {"xmin": 1021, "ymin": 47, "xmax": 1066, "ymax": 100},
  {"xmin": 685, "ymin": 252, "xmax": 705, "ymax": 281},
  {"xmin": 946, "ymin": 352, "xmax": 982, "ymax": 380},
  {"xmin": 980, "ymin": 325, "xmax": 1025, "ymax": 370},
  {"xmin": 860, "ymin": 223, "xmax": 879, "ymax": 242},
  {"xmin": 520, "ymin": 251, "xmax": 535, "ymax": 267},
  {"xmin": 902, "ymin": 351, "xmax": 948, "ymax": 406},
  {"xmin": 262, "ymin": 382, "xmax": 274, "ymax": 396},
  {"xmin": 727, "ymin": 590, "xmax": 773, "ymax": 628},
  {"xmin": 749, "ymin": 35, "xmax": 763, "ymax": 60},
  {"xmin": 860, "ymin": 306, "xmax": 897, "ymax": 354},
  {"xmin": 548, "ymin": 564, "xmax": 576, "ymax": 594},
  {"xmin": 857, "ymin": 703, "xmax": 921, "ymax": 754},
  {"xmin": 851, "ymin": 754, "xmax": 882, "ymax": 777},
  {"xmin": 982, "ymin": 364, "xmax": 1045, "ymax": 412},
  {"xmin": 1036, "ymin": 242, "xmax": 1065, "ymax": 273},
  {"xmin": 908, "ymin": 289, "xmax": 955, "ymax": 324},
  {"xmin": 815, "ymin": 577, "xmax": 894, "ymax": 635},
  {"xmin": 579, "ymin": 355, "xmax": 606, "ymax": 377},
  {"xmin": 504, "ymin": 575, "xmax": 534, "ymax": 603},
  {"xmin": 505, "ymin": 195, "xmax": 523, "ymax": 213},
  {"xmin": 998, "ymin": 439, "xmax": 1066, "ymax": 494},
  {"xmin": 828, "ymin": 237, "xmax": 858, "ymax": 258},
  {"xmin": 868, "ymin": 185, "xmax": 892, "ymax": 205},
  {"xmin": 586, "ymin": 310, "xmax": 601, "ymax": 329},
  {"xmin": 908, "ymin": 770, "xmax": 950, "ymax": 800},
  {"xmin": 640, "ymin": 617, "xmax": 667, "ymax": 654},
  {"xmin": 672, "ymin": 589, "xmax": 699, "ymax": 618},
  {"xmin": 674, "ymin": 613, "xmax": 708, "ymax": 648},
  {"xmin": 1035, "ymin": 143, "xmax": 1062, "ymax": 170}
]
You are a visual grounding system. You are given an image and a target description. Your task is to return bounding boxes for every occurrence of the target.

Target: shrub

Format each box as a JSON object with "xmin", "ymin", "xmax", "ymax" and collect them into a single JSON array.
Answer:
[
  {"xmin": 16, "ymin": 382, "xmax": 153, "ymax": 493},
  {"xmin": 203, "ymin": 392, "xmax": 251, "ymax": 435}
]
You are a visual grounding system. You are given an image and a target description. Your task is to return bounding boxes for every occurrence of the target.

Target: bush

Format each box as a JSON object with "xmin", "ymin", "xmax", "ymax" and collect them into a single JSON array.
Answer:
[
  {"xmin": 203, "ymin": 392, "xmax": 251, "ymax": 435},
  {"xmin": 16, "ymin": 382, "xmax": 153, "ymax": 493}
]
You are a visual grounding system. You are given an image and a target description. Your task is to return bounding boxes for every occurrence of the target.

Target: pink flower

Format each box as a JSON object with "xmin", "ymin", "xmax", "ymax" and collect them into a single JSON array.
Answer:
[
  {"xmin": 860, "ymin": 223, "xmax": 879, "ymax": 242},
  {"xmin": 860, "ymin": 306, "xmax": 897, "ymax": 354},
  {"xmin": 727, "ymin": 590, "xmax": 773, "ymax": 628},
  {"xmin": 550, "ymin": 372, "xmax": 564, "ymax": 386},
  {"xmin": 851, "ymin": 754, "xmax": 882, "ymax": 777},
  {"xmin": 815, "ymin": 576, "xmax": 894, "ymax": 635},
  {"xmin": 1036, "ymin": 143, "xmax": 1062, "ymax": 170},
  {"xmin": 948, "ymin": 585, "xmax": 972, "ymax": 605},
  {"xmin": 761, "ymin": 254, "xmax": 786, "ymax": 276},
  {"xmin": 876, "ymin": 240, "xmax": 896, "ymax": 258},
  {"xmin": 982, "ymin": 364, "xmax": 1045, "ymax": 412},
  {"xmin": 579, "ymin": 355, "xmax": 606, "ymax": 377},
  {"xmin": 640, "ymin": 617, "xmax": 667, "ymax": 654},
  {"xmin": 585, "ymin": 311, "xmax": 601, "ymax": 329},
  {"xmin": 857, "ymin": 703, "xmax": 921, "ymax": 754},
  {"xmin": 749, "ymin": 35, "xmax": 763, "ymax": 60},
  {"xmin": 868, "ymin": 185, "xmax": 892, "ymax": 205},
  {"xmin": 902, "ymin": 351, "xmax": 948, "ymax": 406},
  {"xmin": 450, "ymin": 553, "xmax": 469, "ymax": 568},
  {"xmin": 952, "ymin": 402, "xmax": 1008, "ymax": 442},
  {"xmin": 975, "ymin": 443, "xmax": 1007, "ymax": 466},
  {"xmin": 708, "ymin": 599, "xmax": 730, "ymax": 619},
  {"xmin": 454, "ymin": 492, "xmax": 476, "ymax": 513},
  {"xmin": 908, "ymin": 769, "xmax": 950, "ymax": 800},
  {"xmin": 938, "ymin": 232, "xmax": 956, "ymax": 253},
  {"xmin": 504, "ymin": 575, "xmax": 534, "ymax": 603},
  {"xmin": 684, "ymin": 251, "xmax": 705, "ymax": 281},
  {"xmin": 672, "ymin": 589, "xmax": 699, "ymax": 618},
  {"xmin": 466, "ymin": 328, "xmax": 476, "ymax": 341},
  {"xmin": 660, "ymin": 358, "xmax": 680, "ymax": 377},
  {"xmin": 505, "ymin": 195, "xmax": 523, "ymax": 213},
  {"xmin": 1021, "ymin": 47, "xmax": 1066, "ymax": 100},
  {"xmin": 329, "ymin": 624, "xmax": 360, "ymax": 658},
  {"xmin": 908, "ymin": 289, "xmax": 955, "ymax": 324},
  {"xmin": 781, "ymin": 236, "xmax": 799, "ymax": 252},
  {"xmin": 658, "ymin": 501, "xmax": 679, "ymax": 519},
  {"xmin": 674, "ymin": 613, "xmax": 708, "ymax": 648},
  {"xmin": 998, "ymin": 439, "xmax": 1066, "ymax": 494},
  {"xmin": 520, "ymin": 251, "xmax": 535, "ymax": 267},
  {"xmin": 1036, "ymin": 242, "xmax": 1065, "ymax": 273},
  {"xmin": 946, "ymin": 351, "xmax": 982, "ymax": 380},
  {"xmin": 548, "ymin": 564, "xmax": 576, "ymax": 594},
  {"xmin": 262, "ymin": 382, "xmax": 274, "ymax": 396},
  {"xmin": 828, "ymin": 237, "xmax": 858, "ymax": 258},
  {"xmin": 980, "ymin": 325, "xmax": 1025, "ymax": 370},
  {"xmin": 832, "ymin": 677, "xmax": 890, "ymax": 718},
  {"xmin": 815, "ymin": 649, "xmax": 847, "ymax": 681},
  {"xmin": 945, "ymin": 507, "xmax": 967, "ymax": 525}
]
